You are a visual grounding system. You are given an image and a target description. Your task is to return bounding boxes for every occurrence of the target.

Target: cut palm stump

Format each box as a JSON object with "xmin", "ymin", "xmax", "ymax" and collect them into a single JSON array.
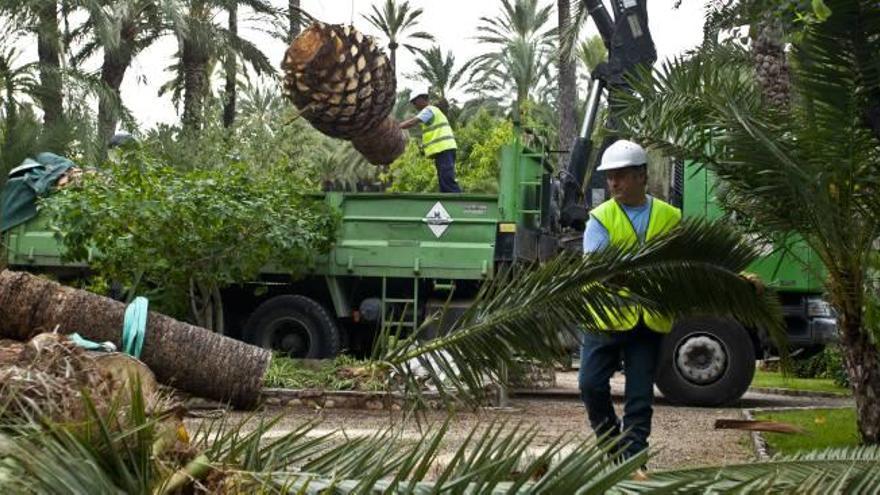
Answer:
[
  {"xmin": 0, "ymin": 270, "xmax": 270, "ymax": 408},
  {"xmin": 281, "ymin": 22, "xmax": 406, "ymax": 165}
]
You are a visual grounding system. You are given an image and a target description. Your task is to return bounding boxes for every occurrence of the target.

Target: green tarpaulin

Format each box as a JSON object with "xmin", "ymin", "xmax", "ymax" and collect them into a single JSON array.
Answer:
[{"xmin": 0, "ymin": 153, "xmax": 73, "ymax": 232}]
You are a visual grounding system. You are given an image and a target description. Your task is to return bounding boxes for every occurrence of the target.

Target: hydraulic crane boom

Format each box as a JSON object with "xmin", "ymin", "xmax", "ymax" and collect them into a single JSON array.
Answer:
[{"xmin": 558, "ymin": 0, "xmax": 657, "ymax": 230}]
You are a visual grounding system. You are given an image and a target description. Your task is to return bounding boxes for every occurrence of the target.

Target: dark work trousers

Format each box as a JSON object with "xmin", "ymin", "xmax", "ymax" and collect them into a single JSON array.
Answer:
[
  {"xmin": 578, "ymin": 322, "xmax": 665, "ymax": 460},
  {"xmin": 432, "ymin": 149, "xmax": 462, "ymax": 193}
]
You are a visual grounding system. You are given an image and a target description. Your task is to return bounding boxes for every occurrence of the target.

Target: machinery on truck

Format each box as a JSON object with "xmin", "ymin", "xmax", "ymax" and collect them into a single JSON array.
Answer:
[{"xmin": 1, "ymin": 0, "xmax": 837, "ymax": 406}]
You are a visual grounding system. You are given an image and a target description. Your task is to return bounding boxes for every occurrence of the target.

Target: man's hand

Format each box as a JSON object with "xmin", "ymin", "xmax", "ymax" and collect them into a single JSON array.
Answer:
[
  {"xmin": 400, "ymin": 117, "xmax": 420, "ymax": 130},
  {"xmin": 742, "ymin": 272, "xmax": 765, "ymax": 297}
]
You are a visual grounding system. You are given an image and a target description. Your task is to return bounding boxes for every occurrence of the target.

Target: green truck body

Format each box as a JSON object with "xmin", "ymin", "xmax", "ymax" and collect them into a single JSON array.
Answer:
[{"xmin": 1, "ymin": 135, "xmax": 837, "ymax": 406}]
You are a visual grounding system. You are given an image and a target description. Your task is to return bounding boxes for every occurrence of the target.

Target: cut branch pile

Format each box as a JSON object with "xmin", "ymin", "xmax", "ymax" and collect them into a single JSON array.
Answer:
[
  {"xmin": 282, "ymin": 22, "xmax": 406, "ymax": 165},
  {"xmin": 0, "ymin": 270, "xmax": 270, "ymax": 408}
]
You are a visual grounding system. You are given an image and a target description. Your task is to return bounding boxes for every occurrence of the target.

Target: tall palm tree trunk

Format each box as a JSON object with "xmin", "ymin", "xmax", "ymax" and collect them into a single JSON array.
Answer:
[
  {"xmin": 98, "ymin": 48, "xmax": 132, "ymax": 148},
  {"xmin": 182, "ymin": 0, "xmax": 210, "ymax": 132},
  {"xmin": 557, "ymin": 0, "xmax": 577, "ymax": 169},
  {"xmin": 223, "ymin": 2, "xmax": 238, "ymax": 128},
  {"xmin": 836, "ymin": 290, "xmax": 880, "ymax": 443},
  {"xmin": 36, "ymin": 0, "xmax": 63, "ymax": 129},
  {"xmin": 182, "ymin": 41, "xmax": 209, "ymax": 131}
]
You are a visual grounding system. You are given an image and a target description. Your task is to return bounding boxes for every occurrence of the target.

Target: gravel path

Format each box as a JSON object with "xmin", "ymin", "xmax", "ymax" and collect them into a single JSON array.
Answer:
[{"xmin": 188, "ymin": 371, "xmax": 853, "ymax": 471}]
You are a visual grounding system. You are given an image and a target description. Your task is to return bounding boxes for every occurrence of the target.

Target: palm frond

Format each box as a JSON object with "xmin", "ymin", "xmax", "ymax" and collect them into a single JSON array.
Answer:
[
  {"xmin": 615, "ymin": 2, "xmax": 880, "ymax": 305},
  {"xmin": 244, "ymin": 421, "xmax": 643, "ymax": 494},
  {"xmin": 377, "ymin": 220, "xmax": 784, "ymax": 405},
  {"xmin": 616, "ymin": 446, "xmax": 880, "ymax": 494}
]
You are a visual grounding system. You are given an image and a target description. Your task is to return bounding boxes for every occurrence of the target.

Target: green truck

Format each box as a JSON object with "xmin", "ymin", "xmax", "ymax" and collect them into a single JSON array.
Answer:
[{"xmin": 1, "ymin": 132, "xmax": 836, "ymax": 407}]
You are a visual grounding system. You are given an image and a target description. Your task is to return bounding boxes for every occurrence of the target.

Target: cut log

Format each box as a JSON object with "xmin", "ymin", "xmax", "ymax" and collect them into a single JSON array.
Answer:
[
  {"xmin": 281, "ymin": 22, "xmax": 406, "ymax": 165},
  {"xmin": 0, "ymin": 270, "xmax": 270, "ymax": 408}
]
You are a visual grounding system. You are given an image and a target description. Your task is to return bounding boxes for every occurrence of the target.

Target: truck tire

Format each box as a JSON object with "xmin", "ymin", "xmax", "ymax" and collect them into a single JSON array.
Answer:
[
  {"xmin": 243, "ymin": 295, "xmax": 341, "ymax": 359},
  {"xmin": 655, "ymin": 317, "xmax": 755, "ymax": 407}
]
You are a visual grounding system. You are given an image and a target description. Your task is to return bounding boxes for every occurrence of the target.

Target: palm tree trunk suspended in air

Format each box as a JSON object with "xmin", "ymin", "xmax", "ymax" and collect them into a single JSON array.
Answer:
[{"xmin": 282, "ymin": 22, "xmax": 406, "ymax": 165}]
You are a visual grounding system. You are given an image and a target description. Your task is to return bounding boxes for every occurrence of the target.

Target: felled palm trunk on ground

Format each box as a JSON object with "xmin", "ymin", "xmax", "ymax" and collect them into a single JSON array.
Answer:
[
  {"xmin": 281, "ymin": 22, "xmax": 406, "ymax": 165},
  {"xmin": 0, "ymin": 270, "xmax": 269, "ymax": 408}
]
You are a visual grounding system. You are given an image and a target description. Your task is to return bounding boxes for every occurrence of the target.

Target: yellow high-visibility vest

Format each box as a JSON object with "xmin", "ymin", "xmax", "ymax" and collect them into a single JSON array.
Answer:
[
  {"xmin": 589, "ymin": 197, "xmax": 682, "ymax": 333},
  {"xmin": 420, "ymin": 105, "xmax": 457, "ymax": 156}
]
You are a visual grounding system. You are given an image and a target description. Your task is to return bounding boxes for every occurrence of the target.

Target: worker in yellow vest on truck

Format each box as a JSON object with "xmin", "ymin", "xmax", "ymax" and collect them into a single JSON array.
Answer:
[
  {"xmin": 400, "ymin": 90, "xmax": 462, "ymax": 193},
  {"xmin": 579, "ymin": 139, "xmax": 680, "ymax": 469}
]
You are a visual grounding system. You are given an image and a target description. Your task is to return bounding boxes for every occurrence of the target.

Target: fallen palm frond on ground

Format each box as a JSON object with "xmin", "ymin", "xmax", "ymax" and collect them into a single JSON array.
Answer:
[{"xmin": 264, "ymin": 355, "xmax": 389, "ymax": 391}]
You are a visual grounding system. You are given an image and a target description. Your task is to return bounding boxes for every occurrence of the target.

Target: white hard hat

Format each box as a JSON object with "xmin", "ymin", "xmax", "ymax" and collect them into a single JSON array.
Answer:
[
  {"xmin": 407, "ymin": 88, "xmax": 429, "ymax": 102},
  {"xmin": 597, "ymin": 139, "xmax": 648, "ymax": 171}
]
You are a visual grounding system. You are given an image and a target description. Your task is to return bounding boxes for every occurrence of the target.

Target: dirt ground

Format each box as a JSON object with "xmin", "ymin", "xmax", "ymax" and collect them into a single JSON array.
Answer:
[{"xmin": 187, "ymin": 371, "xmax": 853, "ymax": 471}]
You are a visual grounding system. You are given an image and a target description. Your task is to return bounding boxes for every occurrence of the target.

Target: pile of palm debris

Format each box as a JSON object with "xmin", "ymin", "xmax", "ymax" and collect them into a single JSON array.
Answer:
[{"xmin": 0, "ymin": 332, "xmax": 166, "ymax": 424}]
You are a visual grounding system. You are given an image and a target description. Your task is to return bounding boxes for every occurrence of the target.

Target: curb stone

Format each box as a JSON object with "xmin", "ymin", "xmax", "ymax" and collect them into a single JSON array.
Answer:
[
  {"xmin": 741, "ymin": 405, "xmax": 854, "ymax": 461},
  {"xmin": 748, "ymin": 387, "xmax": 850, "ymax": 399}
]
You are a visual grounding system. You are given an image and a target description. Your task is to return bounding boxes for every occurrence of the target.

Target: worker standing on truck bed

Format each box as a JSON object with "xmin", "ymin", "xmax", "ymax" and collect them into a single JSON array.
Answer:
[
  {"xmin": 579, "ymin": 139, "xmax": 681, "ymax": 468},
  {"xmin": 400, "ymin": 90, "xmax": 462, "ymax": 193}
]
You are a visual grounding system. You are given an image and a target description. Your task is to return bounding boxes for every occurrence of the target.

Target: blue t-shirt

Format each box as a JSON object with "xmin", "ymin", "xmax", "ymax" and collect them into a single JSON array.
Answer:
[
  {"xmin": 417, "ymin": 107, "xmax": 434, "ymax": 124},
  {"xmin": 583, "ymin": 196, "xmax": 653, "ymax": 253}
]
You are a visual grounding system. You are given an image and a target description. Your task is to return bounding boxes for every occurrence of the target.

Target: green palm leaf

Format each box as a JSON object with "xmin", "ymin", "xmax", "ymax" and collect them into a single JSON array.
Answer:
[
  {"xmin": 377, "ymin": 220, "xmax": 784, "ymax": 405},
  {"xmin": 616, "ymin": 446, "xmax": 880, "ymax": 494}
]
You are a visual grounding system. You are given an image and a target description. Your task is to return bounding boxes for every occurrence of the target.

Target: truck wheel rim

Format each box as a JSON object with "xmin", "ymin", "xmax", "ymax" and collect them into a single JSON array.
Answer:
[
  {"xmin": 266, "ymin": 317, "xmax": 312, "ymax": 357},
  {"xmin": 674, "ymin": 333, "xmax": 728, "ymax": 385}
]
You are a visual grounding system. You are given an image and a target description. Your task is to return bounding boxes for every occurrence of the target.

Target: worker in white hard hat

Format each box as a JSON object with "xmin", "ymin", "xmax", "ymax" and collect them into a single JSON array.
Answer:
[
  {"xmin": 400, "ymin": 89, "xmax": 461, "ymax": 193},
  {"xmin": 578, "ymin": 139, "xmax": 681, "ymax": 467}
]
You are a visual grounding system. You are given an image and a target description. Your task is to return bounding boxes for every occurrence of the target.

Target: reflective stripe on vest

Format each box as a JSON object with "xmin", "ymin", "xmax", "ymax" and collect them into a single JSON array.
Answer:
[
  {"xmin": 589, "ymin": 197, "xmax": 682, "ymax": 334},
  {"xmin": 420, "ymin": 105, "xmax": 457, "ymax": 156}
]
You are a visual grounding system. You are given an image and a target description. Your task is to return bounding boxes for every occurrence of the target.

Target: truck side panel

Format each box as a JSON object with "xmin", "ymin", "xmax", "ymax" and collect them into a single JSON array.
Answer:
[{"xmin": 682, "ymin": 162, "xmax": 825, "ymax": 293}]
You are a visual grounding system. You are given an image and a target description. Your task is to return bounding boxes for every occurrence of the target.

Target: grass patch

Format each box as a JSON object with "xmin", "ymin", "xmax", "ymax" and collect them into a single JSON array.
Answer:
[
  {"xmin": 264, "ymin": 355, "xmax": 388, "ymax": 391},
  {"xmin": 754, "ymin": 408, "xmax": 859, "ymax": 455},
  {"xmin": 752, "ymin": 370, "xmax": 850, "ymax": 395}
]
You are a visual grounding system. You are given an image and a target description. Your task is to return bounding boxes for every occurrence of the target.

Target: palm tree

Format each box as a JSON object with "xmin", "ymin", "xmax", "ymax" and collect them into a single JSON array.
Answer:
[
  {"xmin": 74, "ymin": 0, "xmax": 168, "ymax": 148},
  {"xmin": 362, "ymin": 0, "xmax": 434, "ymax": 77},
  {"xmin": 222, "ymin": 0, "xmax": 237, "ymax": 128},
  {"xmin": 614, "ymin": 0, "xmax": 880, "ymax": 443},
  {"xmin": 0, "ymin": 0, "xmax": 64, "ymax": 131},
  {"xmin": 409, "ymin": 46, "xmax": 468, "ymax": 108},
  {"xmin": 556, "ymin": 0, "xmax": 577, "ymax": 168},
  {"xmin": 469, "ymin": 35, "xmax": 554, "ymax": 122},
  {"xmin": 577, "ymin": 35, "xmax": 606, "ymax": 81},
  {"xmin": 476, "ymin": 0, "xmax": 555, "ymax": 47},
  {"xmin": 468, "ymin": 0, "xmax": 555, "ymax": 121},
  {"xmin": 162, "ymin": 0, "xmax": 275, "ymax": 131},
  {"xmin": 0, "ymin": 44, "xmax": 40, "ymax": 183},
  {"xmin": 35, "ymin": 0, "xmax": 63, "ymax": 130}
]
